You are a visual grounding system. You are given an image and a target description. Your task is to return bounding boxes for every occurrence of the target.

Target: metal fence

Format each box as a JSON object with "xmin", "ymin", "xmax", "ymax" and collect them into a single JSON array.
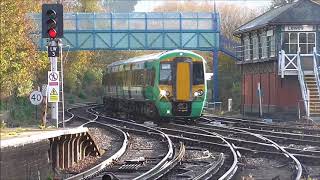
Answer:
[{"xmin": 29, "ymin": 12, "xmax": 222, "ymax": 51}]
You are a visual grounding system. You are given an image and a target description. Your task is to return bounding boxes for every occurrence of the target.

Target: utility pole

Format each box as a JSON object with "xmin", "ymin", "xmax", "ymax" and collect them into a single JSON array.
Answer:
[{"xmin": 50, "ymin": 40, "xmax": 59, "ymax": 127}]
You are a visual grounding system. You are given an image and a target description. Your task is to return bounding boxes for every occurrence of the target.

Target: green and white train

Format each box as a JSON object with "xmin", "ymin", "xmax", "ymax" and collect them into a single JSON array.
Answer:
[{"xmin": 102, "ymin": 50, "xmax": 207, "ymax": 120}]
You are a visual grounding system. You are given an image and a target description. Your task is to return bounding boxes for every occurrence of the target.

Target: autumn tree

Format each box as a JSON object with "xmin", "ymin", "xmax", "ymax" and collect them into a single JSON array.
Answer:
[
  {"xmin": 0, "ymin": 1, "xmax": 48, "ymax": 99},
  {"xmin": 271, "ymin": 0, "xmax": 295, "ymax": 8},
  {"xmin": 153, "ymin": 1, "xmax": 260, "ymax": 40},
  {"xmin": 270, "ymin": 0, "xmax": 320, "ymax": 8},
  {"xmin": 0, "ymin": 0, "xmax": 51, "ymax": 126},
  {"xmin": 102, "ymin": 0, "xmax": 138, "ymax": 12}
]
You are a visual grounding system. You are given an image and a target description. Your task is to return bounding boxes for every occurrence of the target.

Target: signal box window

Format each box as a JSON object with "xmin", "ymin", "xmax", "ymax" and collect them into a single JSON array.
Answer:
[
  {"xmin": 283, "ymin": 32, "xmax": 316, "ymax": 54},
  {"xmin": 193, "ymin": 63, "xmax": 204, "ymax": 85},
  {"xmin": 160, "ymin": 63, "xmax": 172, "ymax": 85}
]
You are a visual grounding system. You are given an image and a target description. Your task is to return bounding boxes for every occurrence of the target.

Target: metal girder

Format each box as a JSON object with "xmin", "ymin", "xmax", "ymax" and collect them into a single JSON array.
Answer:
[{"xmin": 28, "ymin": 12, "xmax": 221, "ymax": 51}]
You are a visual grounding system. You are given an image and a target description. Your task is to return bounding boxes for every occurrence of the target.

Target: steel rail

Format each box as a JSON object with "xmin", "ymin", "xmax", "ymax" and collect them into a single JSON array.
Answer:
[
  {"xmin": 59, "ymin": 105, "xmax": 129, "ymax": 180},
  {"xmin": 66, "ymin": 121, "xmax": 128, "ymax": 180},
  {"xmin": 153, "ymin": 142, "xmax": 186, "ymax": 180},
  {"xmin": 199, "ymin": 117, "xmax": 320, "ymax": 156},
  {"xmin": 194, "ymin": 153, "xmax": 225, "ymax": 180},
  {"xmin": 196, "ymin": 122, "xmax": 320, "ymax": 154},
  {"xmin": 203, "ymin": 115, "xmax": 320, "ymax": 135},
  {"xmin": 161, "ymin": 123, "xmax": 239, "ymax": 180},
  {"xmin": 201, "ymin": 117, "xmax": 303, "ymax": 180},
  {"xmin": 89, "ymin": 108, "xmax": 175, "ymax": 180},
  {"xmin": 161, "ymin": 126, "xmax": 278, "ymax": 152}
]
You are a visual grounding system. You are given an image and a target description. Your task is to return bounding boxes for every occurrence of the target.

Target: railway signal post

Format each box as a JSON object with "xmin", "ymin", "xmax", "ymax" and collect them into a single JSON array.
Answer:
[{"xmin": 42, "ymin": 3, "xmax": 63, "ymax": 127}]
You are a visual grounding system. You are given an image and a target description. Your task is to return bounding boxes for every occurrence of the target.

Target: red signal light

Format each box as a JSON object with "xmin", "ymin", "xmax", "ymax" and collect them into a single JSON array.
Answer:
[{"xmin": 48, "ymin": 28, "xmax": 57, "ymax": 38}]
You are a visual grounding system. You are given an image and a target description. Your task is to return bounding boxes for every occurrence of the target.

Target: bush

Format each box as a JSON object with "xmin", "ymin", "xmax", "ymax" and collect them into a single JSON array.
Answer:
[
  {"xmin": 5, "ymin": 97, "xmax": 39, "ymax": 127},
  {"xmin": 67, "ymin": 95, "xmax": 75, "ymax": 104},
  {"xmin": 78, "ymin": 91, "xmax": 87, "ymax": 99}
]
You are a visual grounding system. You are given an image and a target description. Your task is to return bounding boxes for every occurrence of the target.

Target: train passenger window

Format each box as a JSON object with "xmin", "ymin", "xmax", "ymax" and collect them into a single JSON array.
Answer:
[
  {"xmin": 193, "ymin": 63, "xmax": 204, "ymax": 85},
  {"xmin": 160, "ymin": 63, "xmax": 172, "ymax": 85},
  {"xmin": 139, "ymin": 70, "xmax": 144, "ymax": 86}
]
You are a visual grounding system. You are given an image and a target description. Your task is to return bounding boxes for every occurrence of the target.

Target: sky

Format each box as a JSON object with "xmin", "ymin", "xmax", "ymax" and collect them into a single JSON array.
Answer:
[{"xmin": 134, "ymin": 0, "xmax": 272, "ymax": 12}]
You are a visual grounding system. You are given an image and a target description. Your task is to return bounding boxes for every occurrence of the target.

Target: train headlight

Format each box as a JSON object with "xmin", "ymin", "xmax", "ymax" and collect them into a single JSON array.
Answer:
[
  {"xmin": 194, "ymin": 89, "xmax": 204, "ymax": 97},
  {"xmin": 198, "ymin": 89, "xmax": 204, "ymax": 96},
  {"xmin": 160, "ymin": 90, "xmax": 170, "ymax": 97}
]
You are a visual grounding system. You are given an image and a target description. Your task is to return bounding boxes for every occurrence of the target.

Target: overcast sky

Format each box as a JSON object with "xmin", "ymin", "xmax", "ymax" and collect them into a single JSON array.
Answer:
[{"xmin": 134, "ymin": 0, "xmax": 272, "ymax": 12}]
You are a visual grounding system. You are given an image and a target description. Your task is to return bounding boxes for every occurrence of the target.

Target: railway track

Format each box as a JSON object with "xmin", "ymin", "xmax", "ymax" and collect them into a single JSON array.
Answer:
[
  {"xmin": 203, "ymin": 115, "xmax": 320, "ymax": 135},
  {"xmin": 91, "ymin": 106, "xmax": 238, "ymax": 179},
  {"xmin": 57, "ymin": 105, "xmax": 128, "ymax": 179},
  {"xmin": 200, "ymin": 116, "xmax": 320, "ymax": 178},
  {"xmin": 62, "ymin": 105, "xmax": 179, "ymax": 179},
  {"xmin": 160, "ymin": 122, "xmax": 303, "ymax": 179},
  {"xmin": 58, "ymin": 104, "xmax": 320, "ymax": 179},
  {"xmin": 198, "ymin": 118, "xmax": 320, "ymax": 157}
]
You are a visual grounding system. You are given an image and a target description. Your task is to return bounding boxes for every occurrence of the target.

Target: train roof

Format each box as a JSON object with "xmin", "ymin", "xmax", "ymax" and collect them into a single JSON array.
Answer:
[
  {"xmin": 107, "ymin": 52, "xmax": 164, "ymax": 67},
  {"xmin": 107, "ymin": 49, "xmax": 204, "ymax": 68}
]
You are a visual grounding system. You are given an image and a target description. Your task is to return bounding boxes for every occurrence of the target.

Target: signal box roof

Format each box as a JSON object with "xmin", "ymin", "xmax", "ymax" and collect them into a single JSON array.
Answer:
[{"xmin": 234, "ymin": 0, "xmax": 320, "ymax": 35}]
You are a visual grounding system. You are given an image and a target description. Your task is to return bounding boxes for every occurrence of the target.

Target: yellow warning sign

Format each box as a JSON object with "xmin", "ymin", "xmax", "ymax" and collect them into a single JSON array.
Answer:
[
  {"xmin": 49, "ymin": 88, "xmax": 59, "ymax": 102},
  {"xmin": 50, "ymin": 88, "xmax": 58, "ymax": 95}
]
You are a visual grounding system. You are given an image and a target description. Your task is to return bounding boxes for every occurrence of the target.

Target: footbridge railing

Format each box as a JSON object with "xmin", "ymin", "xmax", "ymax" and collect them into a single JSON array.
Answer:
[
  {"xmin": 28, "ymin": 12, "xmax": 220, "ymax": 51},
  {"xmin": 28, "ymin": 12, "xmax": 239, "ymax": 59}
]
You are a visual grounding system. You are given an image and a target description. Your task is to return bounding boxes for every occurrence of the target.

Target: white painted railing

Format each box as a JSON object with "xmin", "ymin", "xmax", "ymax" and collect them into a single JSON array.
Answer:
[
  {"xmin": 278, "ymin": 50, "xmax": 299, "ymax": 78},
  {"xmin": 297, "ymin": 48, "xmax": 310, "ymax": 117},
  {"xmin": 313, "ymin": 47, "xmax": 320, "ymax": 102}
]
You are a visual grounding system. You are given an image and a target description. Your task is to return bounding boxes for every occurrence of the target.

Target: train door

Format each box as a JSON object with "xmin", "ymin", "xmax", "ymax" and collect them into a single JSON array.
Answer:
[{"xmin": 176, "ymin": 62, "xmax": 191, "ymax": 101}]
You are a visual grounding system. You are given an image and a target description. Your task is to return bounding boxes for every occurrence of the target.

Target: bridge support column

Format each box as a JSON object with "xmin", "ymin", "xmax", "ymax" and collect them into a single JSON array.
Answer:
[
  {"xmin": 49, "ymin": 138, "xmax": 57, "ymax": 169},
  {"xmin": 58, "ymin": 136, "xmax": 66, "ymax": 169},
  {"xmin": 213, "ymin": 48, "xmax": 219, "ymax": 102},
  {"xmin": 70, "ymin": 134, "xmax": 77, "ymax": 166},
  {"xmin": 73, "ymin": 134, "xmax": 81, "ymax": 163},
  {"xmin": 63, "ymin": 135, "xmax": 72, "ymax": 168}
]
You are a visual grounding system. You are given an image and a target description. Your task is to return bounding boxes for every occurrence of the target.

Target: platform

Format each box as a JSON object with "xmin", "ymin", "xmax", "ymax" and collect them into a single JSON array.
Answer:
[{"xmin": 0, "ymin": 126, "xmax": 88, "ymax": 148}]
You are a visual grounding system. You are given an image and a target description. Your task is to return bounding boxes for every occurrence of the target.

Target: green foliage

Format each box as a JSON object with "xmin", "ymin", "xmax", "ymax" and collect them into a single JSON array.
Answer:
[
  {"xmin": 5, "ymin": 97, "xmax": 38, "ymax": 127},
  {"xmin": 79, "ymin": 0, "xmax": 104, "ymax": 12},
  {"xmin": 78, "ymin": 91, "xmax": 87, "ymax": 99},
  {"xmin": 0, "ymin": 1, "xmax": 48, "ymax": 99},
  {"xmin": 231, "ymin": 82, "xmax": 241, "ymax": 110},
  {"xmin": 217, "ymin": 53, "xmax": 241, "ymax": 111},
  {"xmin": 66, "ymin": 94, "xmax": 76, "ymax": 104},
  {"xmin": 0, "ymin": 1, "xmax": 49, "ymax": 126},
  {"xmin": 0, "ymin": 121, "xmax": 6, "ymax": 129}
]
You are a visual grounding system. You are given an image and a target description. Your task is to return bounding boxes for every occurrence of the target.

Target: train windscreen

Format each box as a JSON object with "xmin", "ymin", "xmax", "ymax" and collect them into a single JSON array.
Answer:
[
  {"xmin": 193, "ymin": 63, "xmax": 204, "ymax": 85},
  {"xmin": 159, "ymin": 63, "xmax": 172, "ymax": 85}
]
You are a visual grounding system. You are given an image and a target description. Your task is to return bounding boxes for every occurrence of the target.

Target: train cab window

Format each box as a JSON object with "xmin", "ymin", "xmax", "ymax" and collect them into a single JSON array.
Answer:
[
  {"xmin": 160, "ymin": 63, "xmax": 172, "ymax": 85},
  {"xmin": 193, "ymin": 63, "xmax": 204, "ymax": 85}
]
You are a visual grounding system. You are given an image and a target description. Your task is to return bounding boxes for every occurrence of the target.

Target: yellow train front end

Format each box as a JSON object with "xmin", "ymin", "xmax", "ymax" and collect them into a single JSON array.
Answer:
[{"xmin": 156, "ymin": 50, "xmax": 206, "ymax": 119}]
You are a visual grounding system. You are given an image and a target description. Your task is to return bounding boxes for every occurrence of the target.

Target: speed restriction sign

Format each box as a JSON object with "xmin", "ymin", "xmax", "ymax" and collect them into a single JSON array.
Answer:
[{"xmin": 29, "ymin": 91, "xmax": 43, "ymax": 105}]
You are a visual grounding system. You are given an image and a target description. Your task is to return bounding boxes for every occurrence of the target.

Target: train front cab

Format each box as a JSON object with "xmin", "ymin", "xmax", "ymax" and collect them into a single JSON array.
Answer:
[{"xmin": 157, "ymin": 54, "xmax": 206, "ymax": 119}]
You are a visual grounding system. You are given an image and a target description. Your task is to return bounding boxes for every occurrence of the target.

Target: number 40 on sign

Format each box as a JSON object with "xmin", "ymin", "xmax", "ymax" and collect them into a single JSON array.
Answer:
[{"xmin": 29, "ymin": 91, "xmax": 43, "ymax": 105}]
